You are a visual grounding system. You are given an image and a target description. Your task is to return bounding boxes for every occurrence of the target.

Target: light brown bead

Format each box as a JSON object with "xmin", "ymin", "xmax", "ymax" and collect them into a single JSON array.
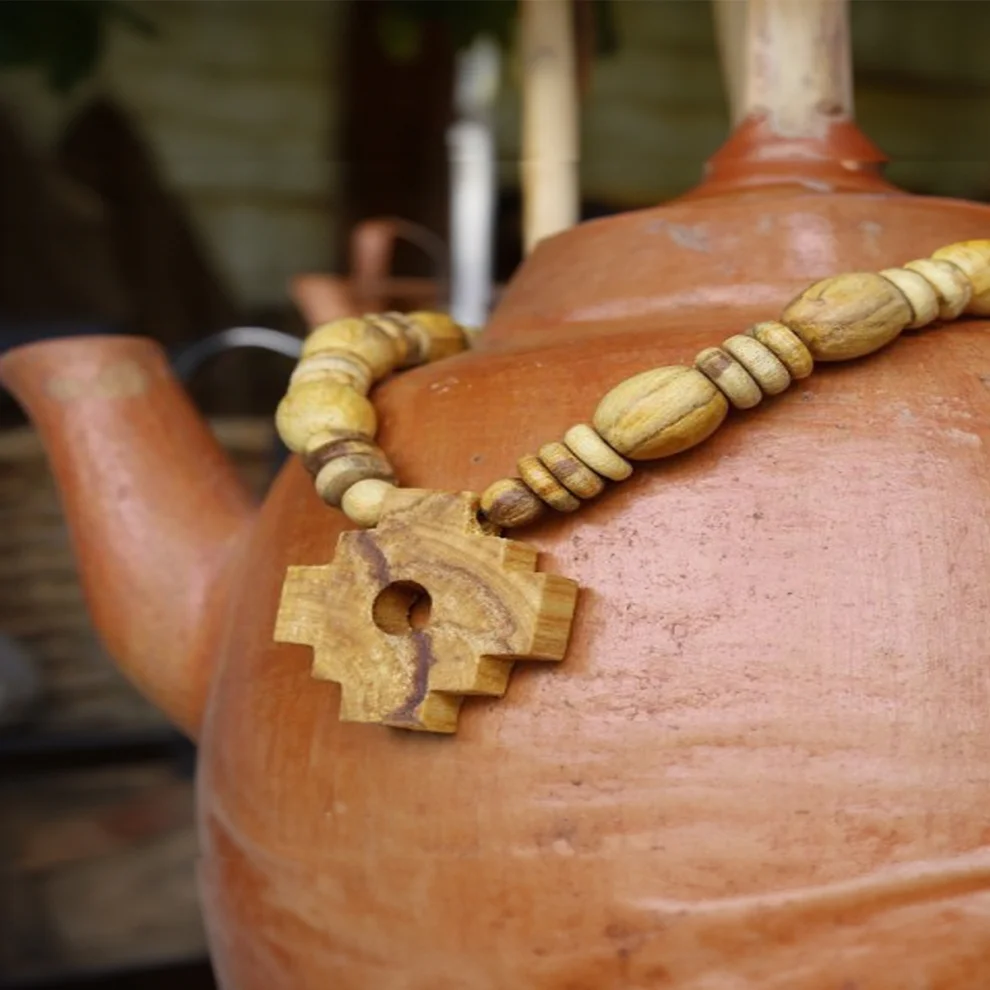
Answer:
[
  {"xmin": 695, "ymin": 346, "xmax": 763, "ymax": 409},
  {"xmin": 364, "ymin": 314, "xmax": 412, "ymax": 366},
  {"xmin": 722, "ymin": 334, "xmax": 790, "ymax": 396},
  {"xmin": 879, "ymin": 268, "xmax": 939, "ymax": 329},
  {"xmin": 593, "ymin": 366, "xmax": 729, "ymax": 461},
  {"xmin": 301, "ymin": 318, "xmax": 402, "ymax": 378},
  {"xmin": 781, "ymin": 272, "xmax": 912, "ymax": 361},
  {"xmin": 406, "ymin": 312, "xmax": 469, "ymax": 362},
  {"xmin": 289, "ymin": 350, "xmax": 375, "ymax": 394},
  {"xmin": 517, "ymin": 455, "xmax": 580, "ymax": 512},
  {"xmin": 314, "ymin": 444, "xmax": 396, "ymax": 507},
  {"xmin": 538, "ymin": 442, "xmax": 605, "ymax": 499},
  {"xmin": 747, "ymin": 321, "xmax": 814, "ymax": 380},
  {"xmin": 275, "ymin": 381, "xmax": 377, "ymax": 453},
  {"xmin": 302, "ymin": 435, "xmax": 390, "ymax": 477},
  {"xmin": 562, "ymin": 424, "xmax": 633, "ymax": 481},
  {"xmin": 903, "ymin": 258, "xmax": 971, "ymax": 320},
  {"xmin": 340, "ymin": 478, "xmax": 396, "ymax": 528},
  {"xmin": 930, "ymin": 241, "xmax": 990, "ymax": 316},
  {"xmin": 480, "ymin": 478, "xmax": 546, "ymax": 528}
]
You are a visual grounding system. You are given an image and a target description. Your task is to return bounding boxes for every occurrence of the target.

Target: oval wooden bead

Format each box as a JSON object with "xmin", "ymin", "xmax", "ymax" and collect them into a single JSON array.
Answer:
[
  {"xmin": 747, "ymin": 321, "xmax": 814, "ymax": 379},
  {"xmin": 406, "ymin": 311, "xmax": 469, "ymax": 362},
  {"xmin": 275, "ymin": 382, "xmax": 377, "ymax": 453},
  {"xmin": 593, "ymin": 366, "xmax": 729, "ymax": 461},
  {"xmin": 538, "ymin": 442, "xmax": 605, "ymax": 499},
  {"xmin": 479, "ymin": 478, "xmax": 546, "ymax": 528},
  {"xmin": 930, "ymin": 240, "xmax": 990, "ymax": 315},
  {"xmin": 903, "ymin": 258, "xmax": 971, "ymax": 320},
  {"xmin": 781, "ymin": 272, "xmax": 912, "ymax": 361},
  {"xmin": 562, "ymin": 424, "xmax": 632, "ymax": 481},
  {"xmin": 289, "ymin": 350, "xmax": 374, "ymax": 394},
  {"xmin": 341, "ymin": 478, "xmax": 396, "ymax": 528},
  {"xmin": 722, "ymin": 335, "xmax": 790, "ymax": 396},
  {"xmin": 517, "ymin": 455, "xmax": 580, "ymax": 512},
  {"xmin": 879, "ymin": 268, "xmax": 939, "ymax": 329},
  {"xmin": 695, "ymin": 346, "xmax": 763, "ymax": 409},
  {"xmin": 301, "ymin": 318, "xmax": 402, "ymax": 378},
  {"xmin": 314, "ymin": 448, "xmax": 396, "ymax": 507}
]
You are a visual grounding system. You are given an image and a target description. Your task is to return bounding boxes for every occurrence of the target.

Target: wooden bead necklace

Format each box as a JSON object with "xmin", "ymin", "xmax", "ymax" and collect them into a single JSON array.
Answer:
[{"xmin": 273, "ymin": 239, "xmax": 990, "ymax": 735}]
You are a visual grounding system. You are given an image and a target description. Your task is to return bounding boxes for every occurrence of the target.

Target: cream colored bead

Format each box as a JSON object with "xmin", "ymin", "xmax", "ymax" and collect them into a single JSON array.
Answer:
[
  {"xmin": 721, "ymin": 335, "xmax": 790, "ymax": 396},
  {"xmin": 301, "ymin": 318, "xmax": 402, "ymax": 378},
  {"xmin": 480, "ymin": 478, "xmax": 546, "ymax": 528},
  {"xmin": 365, "ymin": 314, "xmax": 413, "ymax": 366},
  {"xmin": 289, "ymin": 350, "xmax": 374, "ymax": 394},
  {"xmin": 903, "ymin": 259, "xmax": 971, "ymax": 320},
  {"xmin": 879, "ymin": 268, "xmax": 939, "ymax": 329},
  {"xmin": 341, "ymin": 479, "xmax": 397, "ymax": 528},
  {"xmin": 406, "ymin": 312, "xmax": 469, "ymax": 362},
  {"xmin": 592, "ymin": 366, "xmax": 729, "ymax": 461},
  {"xmin": 781, "ymin": 272, "xmax": 912, "ymax": 361},
  {"xmin": 275, "ymin": 381, "xmax": 377, "ymax": 453},
  {"xmin": 538, "ymin": 442, "xmax": 604, "ymax": 499},
  {"xmin": 695, "ymin": 346, "xmax": 763, "ymax": 409},
  {"xmin": 517, "ymin": 455, "xmax": 580, "ymax": 512},
  {"xmin": 562, "ymin": 424, "xmax": 633, "ymax": 481},
  {"xmin": 747, "ymin": 321, "xmax": 813, "ymax": 380},
  {"xmin": 931, "ymin": 240, "xmax": 990, "ymax": 315}
]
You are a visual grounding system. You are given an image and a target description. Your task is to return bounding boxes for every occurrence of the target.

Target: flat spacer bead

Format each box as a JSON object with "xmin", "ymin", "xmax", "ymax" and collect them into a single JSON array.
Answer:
[
  {"xmin": 364, "ymin": 313, "xmax": 413, "ymax": 366},
  {"xmin": 721, "ymin": 335, "xmax": 790, "ymax": 395},
  {"xmin": 538, "ymin": 441, "xmax": 605, "ymax": 499},
  {"xmin": 517, "ymin": 455, "xmax": 581, "ymax": 512},
  {"xmin": 275, "ymin": 381, "xmax": 377, "ymax": 453},
  {"xmin": 405, "ymin": 311, "xmax": 469, "ymax": 362},
  {"xmin": 289, "ymin": 350, "xmax": 374, "ymax": 393},
  {"xmin": 879, "ymin": 268, "xmax": 939, "ymax": 329},
  {"xmin": 562, "ymin": 424, "xmax": 632, "ymax": 481},
  {"xmin": 480, "ymin": 478, "xmax": 546, "ymax": 528},
  {"xmin": 694, "ymin": 346, "xmax": 763, "ymax": 409},
  {"xmin": 903, "ymin": 258, "xmax": 972, "ymax": 320},
  {"xmin": 341, "ymin": 478, "xmax": 396, "ymax": 528},
  {"xmin": 746, "ymin": 321, "xmax": 813, "ymax": 379},
  {"xmin": 301, "ymin": 317, "xmax": 402, "ymax": 378},
  {"xmin": 930, "ymin": 240, "xmax": 990, "ymax": 315},
  {"xmin": 303, "ymin": 435, "xmax": 392, "ymax": 477},
  {"xmin": 314, "ymin": 449, "xmax": 396, "ymax": 507}
]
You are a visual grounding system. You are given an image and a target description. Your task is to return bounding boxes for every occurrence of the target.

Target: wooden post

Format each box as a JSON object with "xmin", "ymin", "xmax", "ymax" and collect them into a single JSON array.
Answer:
[{"xmin": 520, "ymin": 0, "xmax": 579, "ymax": 255}]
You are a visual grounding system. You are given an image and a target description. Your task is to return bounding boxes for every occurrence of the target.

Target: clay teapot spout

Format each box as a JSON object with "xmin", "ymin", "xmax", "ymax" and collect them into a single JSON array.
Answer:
[{"xmin": 0, "ymin": 335, "xmax": 256, "ymax": 737}]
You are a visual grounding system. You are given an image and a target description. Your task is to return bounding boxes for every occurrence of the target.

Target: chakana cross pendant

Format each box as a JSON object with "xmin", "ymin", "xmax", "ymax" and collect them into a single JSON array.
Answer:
[{"xmin": 273, "ymin": 490, "xmax": 579, "ymax": 734}]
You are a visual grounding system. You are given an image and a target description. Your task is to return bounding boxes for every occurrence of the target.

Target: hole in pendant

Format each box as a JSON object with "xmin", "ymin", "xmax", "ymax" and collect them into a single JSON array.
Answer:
[{"xmin": 372, "ymin": 581, "xmax": 433, "ymax": 634}]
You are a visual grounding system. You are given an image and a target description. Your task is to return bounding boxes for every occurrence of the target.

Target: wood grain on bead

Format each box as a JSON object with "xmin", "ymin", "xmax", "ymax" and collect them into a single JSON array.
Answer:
[
  {"xmin": 538, "ymin": 441, "xmax": 605, "ymax": 499},
  {"xmin": 695, "ymin": 346, "xmax": 762, "ymax": 409},
  {"xmin": 781, "ymin": 272, "xmax": 912, "ymax": 361},
  {"xmin": 879, "ymin": 268, "xmax": 939, "ymax": 329},
  {"xmin": 289, "ymin": 350, "xmax": 375, "ymax": 394},
  {"xmin": 722, "ymin": 334, "xmax": 790, "ymax": 395},
  {"xmin": 747, "ymin": 321, "xmax": 814, "ymax": 379},
  {"xmin": 275, "ymin": 382, "xmax": 377, "ymax": 453},
  {"xmin": 406, "ymin": 312, "xmax": 469, "ymax": 362},
  {"xmin": 517, "ymin": 455, "xmax": 580, "ymax": 512},
  {"xmin": 592, "ymin": 366, "xmax": 729, "ymax": 461},
  {"xmin": 312, "ymin": 443, "xmax": 395, "ymax": 507},
  {"xmin": 930, "ymin": 240, "xmax": 990, "ymax": 316},
  {"xmin": 903, "ymin": 258, "xmax": 971, "ymax": 320},
  {"xmin": 364, "ymin": 314, "xmax": 412, "ymax": 366},
  {"xmin": 302, "ymin": 318, "xmax": 402, "ymax": 378},
  {"xmin": 340, "ymin": 478, "xmax": 396, "ymax": 528},
  {"xmin": 480, "ymin": 478, "xmax": 545, "ymax": 529},
  {"xmin": 562, "ymin": 424, "xmax": 633, "ymax": 481}
]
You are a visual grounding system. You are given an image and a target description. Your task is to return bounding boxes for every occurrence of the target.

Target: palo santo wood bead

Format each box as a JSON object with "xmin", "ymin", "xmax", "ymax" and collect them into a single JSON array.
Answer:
[
  {"xmin": 879, "ymin": 268, "xmax": 939, "ymax": 329},
  {"xmin": 303, "ymin": 435, "xmax": 392, "ymax": 477},
  {"xmin": 302, "ymin": 318, "xmax": 402, "ymax": 378},
  {"xmin": 480, "ymin": 478, "xmax": 546, "ymax": 528},
  {"xmin": 276, "ymin": 382, "xmax": 377, "ymax": 453},
  {"xmin": 289, "ymin": 350, "xmax": 374, "ymax": 394},
  {"xmin": 364, "ymin": 314, "xmax": 412, "ymax": 366},
  {"xmin": 903, "ymin": 259, "xmax": 971, "ymax": 320},
  {"xmin": 314, "ymin": 446, "xmax": 396, "ymax": 507},
  {"xmin": 930, "ymin": 241, "xmax": 990, "ymax": 315},
  {"xmin": 747, "ymin": 321, "xmax": 814, "ymax": 380},
  {"xmin": 593, "ymin": 366, "xmax": 729, "ymax": 461},
  {"xmin": 341, "ymin": 478, "xmax": 397, "ymax": 528},
  {"xmin": 722, "ymin": 334, "xmax": 790, "ymax": 396},
  {"xmin": 517, "ymin": 455, "xmax": 581, "ymax": 512},
  {"xmin": 781, "ymin": 272, "xmax": 912, "ymax": 361},
  {"xmin": 695, "ymin": 347, "xmax": 763, "ymax": 409},
  {"xmin": 538, "ymin": 442, "xmax": 605, "ymax": 499},
  {"xmin": 406, "ymin": 311, "xmax": 469, "ymax": 362},
  {"xmin": 562, "ymin": 424, "xmax": 633, "ymax": 481}
]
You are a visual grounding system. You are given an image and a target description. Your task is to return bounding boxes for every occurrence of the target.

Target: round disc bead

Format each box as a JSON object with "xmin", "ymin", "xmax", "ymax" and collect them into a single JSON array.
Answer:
[
  {"xmin": 879, "ymin": 268, "xmax": 939, "ymax": 329},
  {"xmin": 517, "ymin": 455, "xmax": 580, "ymax": 512},
  {"xmin": 313, "ymin": 441, "xmax": 396, "ymax": 507},
  {"xmin": 406, "ymin": 312, "xmax": 469, "ymax": 362},
  {"xmin": 721, "ymin": 335, "xmax": 790, "ymax": 395},
  {"xmin": 480, "ymin": 478, "xmax": 546, "ymax": 528},
  {"xmin": 302, "ymin": 318, "xmax": 402, "ymax": 378},
  {"xmin": 903, "ymin": 258, "xmax": 972, "ymax": 320},
  {"xmin": 290, "ymin": 350, "xmax": 375, "ymax": 394},
  {"xmin": 746, "ymin": 322, "xmax": 813, "ymax": 379},
  {"xmin": 341, "ymin": 478, "xmax": 396, "ymax": 528},
  {"xmin": 364, "ymin": 314, "xmax": 412, "ymax": 366},
  {"xmin": 930, "ymin": 240, "xmax": 990, "ymax": 315},
  {"xmin": 562, "ymin": 424, "xmax": 632, "ymax": 481},
  {"xmin": 276, "ymin": 381, "xmax": 377, "ymax": 453},
  {"xmin": 538, "ymin": 441, "xmax": 605, "ymax": 499},
  {"xmin": 695, "ymin": 346, "xmax": 763, "ymax": 409}
]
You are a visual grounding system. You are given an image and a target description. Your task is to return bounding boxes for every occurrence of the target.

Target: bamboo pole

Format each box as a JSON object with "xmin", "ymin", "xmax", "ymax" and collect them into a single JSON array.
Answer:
[{"xmin": 520, "ymin": 0, "xmax": 579, "ymax": 255}]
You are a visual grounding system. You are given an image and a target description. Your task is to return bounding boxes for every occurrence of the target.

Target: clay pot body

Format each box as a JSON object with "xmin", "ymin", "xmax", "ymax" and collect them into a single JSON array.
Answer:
[{"xmin": 5, "ymin": 180, "xmax": 990, "ymax": 987}]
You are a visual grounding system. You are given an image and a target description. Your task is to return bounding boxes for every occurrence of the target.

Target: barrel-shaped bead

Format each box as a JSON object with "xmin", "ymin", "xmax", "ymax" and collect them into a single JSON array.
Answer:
[
  {"xmin": 746, "ymin": 322, "xmax": 814, "ymax": 380},
  {"xmin": 879, "ymin": 268, "xmax": 939, "ymax": 329},
  {"xmin": 930, "ymin": 240, "xmax": 990, "ymax": 315},
  {"xmin": 781, "ymin": 272, "xmax": 912, "ymax": 361},
  {"xmin": 290, "ymin": 350, "xmax": 375, "ymax": 393},
  {"xmin": 903, "ymin": 259, "xmax": 971, "ymax": 320},
  {"xmin": 593, "ymin": 366, "xmax": 729, "ymax": 460},
  {"xmin": 562, "ymin": 424, "xmax": 633, "ymax": 481},
  {"xmin": 517, "ymin": 455, "xmax": 581, "ymax": 512},
  {"xmin": 302, "ymin": 318, "xmax": 403, "ymax": 378},
  {"xmin": 275, "ymin": 381, "xmax": 377, "ymax": 453},
  {"xmin": 695, "ymin": 346, "xmax": 763, "ymax": 409},
  {"xmin": 480, "ymin": 478, "xmax": 546, "ymax": 528}
]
